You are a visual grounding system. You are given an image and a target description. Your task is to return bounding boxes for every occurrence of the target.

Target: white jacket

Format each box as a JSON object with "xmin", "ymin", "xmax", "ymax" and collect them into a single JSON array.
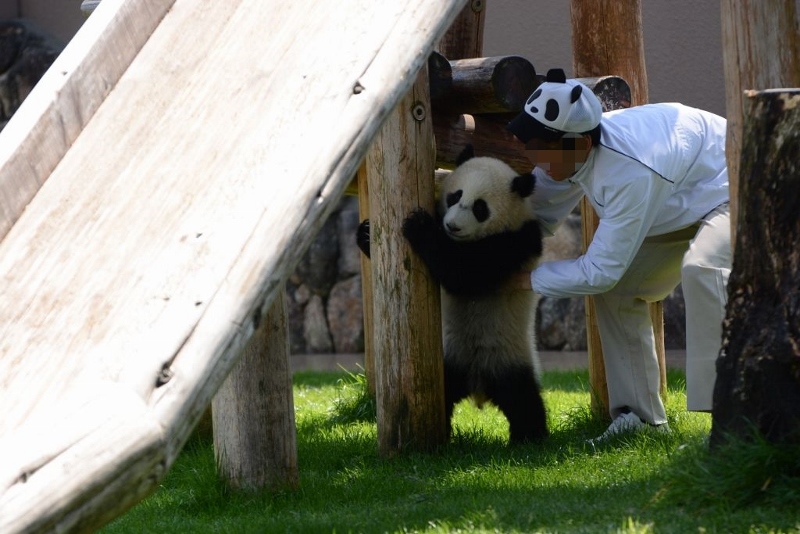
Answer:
[{"xmin": 530, "ymin": 103, "xmax": 729, "ymax": 298}]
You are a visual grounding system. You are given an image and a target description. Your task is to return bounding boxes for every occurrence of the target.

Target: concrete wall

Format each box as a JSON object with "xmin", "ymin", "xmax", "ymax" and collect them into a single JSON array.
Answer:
[
  {"xmin": 2, "ymin": 0, "xmax": 725, "ymax": 115},
  {"xmin": 483, "ymin": 1, "xmax": 726, "ymax": 116}
]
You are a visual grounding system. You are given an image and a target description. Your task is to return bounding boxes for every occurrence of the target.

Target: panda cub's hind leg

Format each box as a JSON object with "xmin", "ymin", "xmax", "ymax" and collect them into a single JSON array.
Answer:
[{"xmin": 487, "ymin": 365, "xmax": 548, "ymax": 444}]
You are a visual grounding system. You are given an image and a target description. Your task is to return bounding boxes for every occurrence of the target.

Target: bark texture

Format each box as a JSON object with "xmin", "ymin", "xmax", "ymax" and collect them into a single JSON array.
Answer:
[
  {"xmin": 711, "ymin": 89, "xmax": 800, "ymax": 447},
  {"xmin": 720, "ymin": 0, "xmax": 800, "ymax": 248}
]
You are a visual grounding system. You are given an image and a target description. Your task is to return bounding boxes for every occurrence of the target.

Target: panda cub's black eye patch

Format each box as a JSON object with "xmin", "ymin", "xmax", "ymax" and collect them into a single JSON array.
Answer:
[
  {"xmin": 446, "ymin": 190, "xmax": 462, "ymax": 208},
  {"xmin": 472, "ymin": 199, "xmax": 489, "ymax": 222}
]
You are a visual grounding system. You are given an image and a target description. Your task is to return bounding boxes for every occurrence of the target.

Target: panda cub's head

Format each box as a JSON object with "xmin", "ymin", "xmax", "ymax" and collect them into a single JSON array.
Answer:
[{"xmin": 440, "ymin": 149, "xmax": 536, "ymax": 242}]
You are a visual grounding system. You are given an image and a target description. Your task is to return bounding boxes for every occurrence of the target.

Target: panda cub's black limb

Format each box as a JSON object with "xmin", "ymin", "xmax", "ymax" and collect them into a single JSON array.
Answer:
[
  {"xmin": 356, "ymin": 147, "xmax": 548, "ymax": 444},
  {"xmin": 401, "ymin": 208, "xmax": 542, "ymax": 297}
]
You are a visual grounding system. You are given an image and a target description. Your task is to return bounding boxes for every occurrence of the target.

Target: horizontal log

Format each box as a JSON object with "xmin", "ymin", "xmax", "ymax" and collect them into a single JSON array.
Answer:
[
  {"xmin": 344, "ymin": 75, "xmax": 632, "ymax": 195},
  {"xmin": 433, "ymin": 111, "xmax": 530, "ymax": 173},
  {"xmin": 433, "ymin": 76, "xmax": 632, "ymax": 172},
  {"xmin": 428, "ymin": 51, "xmax": 452, "ymax": 100},
  {"xmin": 575, "ymin": 75, "xmax": 632, "ymax": 112},
  {"xmin": 430, "ymin": 53, "xmax": 538, "ymax": 114}
]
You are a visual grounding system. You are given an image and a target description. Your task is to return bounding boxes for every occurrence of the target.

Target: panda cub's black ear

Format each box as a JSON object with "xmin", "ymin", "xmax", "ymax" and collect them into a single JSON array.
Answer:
[
  {"xmin": 511, "ymin": 173, "xmax": 536, "ymax": 198},
  {"xmin": 455, "ymin": 144, "xmax": 475, "ymax": 166}
]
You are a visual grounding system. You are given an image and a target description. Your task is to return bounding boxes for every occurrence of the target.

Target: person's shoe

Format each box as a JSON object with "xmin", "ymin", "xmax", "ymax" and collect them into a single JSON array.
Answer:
[{"xmin": 588, "ymin": 412, "xmax": 670, "ymax": 446}]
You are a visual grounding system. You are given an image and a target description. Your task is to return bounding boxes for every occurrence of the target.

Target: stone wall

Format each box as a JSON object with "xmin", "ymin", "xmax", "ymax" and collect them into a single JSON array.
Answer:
[{"xmin": 286, "ymin": 197, "xmax": 687, "ymax": 355}]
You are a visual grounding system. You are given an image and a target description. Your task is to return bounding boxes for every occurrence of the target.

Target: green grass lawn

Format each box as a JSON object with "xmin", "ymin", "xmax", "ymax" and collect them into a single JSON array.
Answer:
[{"xmin": 102, "ymin": 368, "xmax": 800, "ymax": 534}]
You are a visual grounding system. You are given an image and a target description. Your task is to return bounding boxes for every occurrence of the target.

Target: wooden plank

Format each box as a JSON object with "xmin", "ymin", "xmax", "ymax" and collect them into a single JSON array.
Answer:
[
  {"xmin": 0, "ymin": 0, "xmax": 467, "ymax": 531},
  {"xmin": 0, "ymin": 0, "xmax": 177, "ymax": 240}
]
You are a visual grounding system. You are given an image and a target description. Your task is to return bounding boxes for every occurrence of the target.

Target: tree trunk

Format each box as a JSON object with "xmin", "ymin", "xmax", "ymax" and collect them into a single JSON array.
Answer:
[
  {"xmin": 569, "ymin": 0, "xmax": 665, "ymax": 418},
  {"xmin": 368, "ymin": 66, "xmax": 447, "ymax": 456},
  {"xmin": 212, "ymin": 293, "xmax": 299, "ymax": 490},
  {"xmin": 711, "ymin": 89, "xmax": 800, "ymax": 448},
  {"xmin": 720, "ymin": 0, "xmax": 800, "ymax": 250}
]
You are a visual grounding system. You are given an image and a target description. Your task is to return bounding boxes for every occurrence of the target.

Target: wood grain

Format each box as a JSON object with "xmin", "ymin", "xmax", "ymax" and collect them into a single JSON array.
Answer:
[{"xmin": 0, "ymin": 0, "xmax": 467, "ymax": 530}]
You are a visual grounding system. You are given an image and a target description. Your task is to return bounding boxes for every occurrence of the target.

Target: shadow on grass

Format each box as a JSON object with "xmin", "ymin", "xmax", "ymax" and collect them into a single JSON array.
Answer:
[
  {"xmin": 149, "ymin": 418, "xmax": 799, "ymax": 534},
  {"xmin": 105, "ymin": 369, "xmax": 798, "ymax": 533}
]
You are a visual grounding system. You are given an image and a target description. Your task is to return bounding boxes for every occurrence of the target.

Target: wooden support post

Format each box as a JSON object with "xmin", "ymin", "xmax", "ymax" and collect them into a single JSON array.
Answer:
[
  {"xmin": 357, "ymin": 163, "xmax": 376, "ymax": 398},
  {"xmin": 437, "ymin": 0, "xmax": 485, "ymax": 60},
  {"xmin": 720, "ymin": 0, "xmax": 800, "ymax": 251},
  {"xmin": 212, "ymin": 293, "xmax": 298, "ymax": 491},
  {"xmin": 569, "ymin": 0, "xmax": 663, "ymax": 418},
  {"xmin": 367, "ymin": 65, "xmax": 447, "ymax": 455}
]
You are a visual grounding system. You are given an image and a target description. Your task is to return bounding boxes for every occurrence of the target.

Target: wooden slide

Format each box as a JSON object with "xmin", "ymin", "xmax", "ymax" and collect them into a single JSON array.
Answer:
[{"xmin": 0, "ymin": 0, "xmax": 466, "ymax": 531}]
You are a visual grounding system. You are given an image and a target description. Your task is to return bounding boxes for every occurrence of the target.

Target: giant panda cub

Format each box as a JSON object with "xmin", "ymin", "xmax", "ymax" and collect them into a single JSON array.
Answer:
[{"xmin": 357, "ymin": 146, "xmax": 548, "ymax": 444}]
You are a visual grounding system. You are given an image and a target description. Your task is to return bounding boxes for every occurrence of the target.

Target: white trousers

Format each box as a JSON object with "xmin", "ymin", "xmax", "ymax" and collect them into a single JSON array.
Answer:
[{"xmin": 594, "ymin": 203, "xmax": 731, "ymax": 424}]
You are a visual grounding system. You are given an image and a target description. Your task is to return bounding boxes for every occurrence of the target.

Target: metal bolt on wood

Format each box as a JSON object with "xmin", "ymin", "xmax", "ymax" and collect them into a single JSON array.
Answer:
[{"xmin": 412, "ymin": 102, "xmax": 426, "ymax": 121}]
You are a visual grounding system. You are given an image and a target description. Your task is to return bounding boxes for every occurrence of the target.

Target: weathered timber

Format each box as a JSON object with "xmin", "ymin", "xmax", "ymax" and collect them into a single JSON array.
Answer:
[
  {"xmin": 432, "ymin": 76, "xmax": 631, "ymax": 174},
  {"xmin": 436, "ymin": 0, "xmax": 485, "ymax": 60},
  {"xmin": 428, "ymin": 51, "xmax": 453, "ymax": 100},
  {"xmin": 368, "ymin": 65, "xmax": 448, "ymax": 456},
  {"xmin": 570, "ymin": 0, "xmax": 657, "ymax": 418},
  {"xmin": 0, "ymin": 0, "xmax": 467, "ymax": 531},
  {"xmin": 571, "ymin": 0, "xmax": 648, "ymax": 105},
  {"xmin": 720, "ymin": 0, "xmax": 800, "ymax": 249},
  {"xmin": 431, "ymin": 54, "xmax": 538, "ymax": 115},
  {"xmin": 0, "ymin": 0, "xmax": 175, "ymax": 241},
  {"xmin": 356, "ymin": 163, "xmax": 376, "ymax": 397},
  {"xmin": 711, "ymin": 89, "xmax": 800, "ymax": 447},
  {"xmin": 357, "ymin": 0, "xmax": 484, "ymax": 454},
  {"xmin": 575, "ymin": 76, "xmax": 631, "ymax": 113},
  {"xmin": 212, "ymin": 293, "xmax": 298, "ymax": 491}
]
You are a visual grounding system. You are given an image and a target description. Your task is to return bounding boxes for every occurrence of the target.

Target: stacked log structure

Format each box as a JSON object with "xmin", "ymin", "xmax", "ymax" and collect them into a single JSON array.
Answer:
[
  {"xmin": 427, "ymin": 52, "xmax": 631, "ymax": 173},
  {"xmin": 347, "ymin": 52, "xmax": 632, "ymax": 195}
]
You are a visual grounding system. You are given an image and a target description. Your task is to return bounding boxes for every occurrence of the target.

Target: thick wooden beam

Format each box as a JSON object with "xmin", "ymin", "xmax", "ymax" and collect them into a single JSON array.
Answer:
[
  {"xmin": 368, "ymin": 66, "xmax": 447, "ymax": 456},
  {"xmin": 569, "ymin": 0, "xmax": 657, "ymax": 418},
  {"xmin": 0, "ymin": 1, "xmax": 467, "ymax": 530},
  {"xmin": 0, "ymin": 0, "xmax": 177, "ymax": 241},
  {"xmin": 720, "ymin": 0, "xmax": 800, "ymax": 250},
  {"xmin": 212, "ymin": 293, "xmax": 298, "ymax": 491},
  {"xmin": 430, "ymin": 54, "xmax": 538, "ymax": 115},
  {"xmin": 436, "ymin": 0, "xmax": 485, "ymax": 60}
]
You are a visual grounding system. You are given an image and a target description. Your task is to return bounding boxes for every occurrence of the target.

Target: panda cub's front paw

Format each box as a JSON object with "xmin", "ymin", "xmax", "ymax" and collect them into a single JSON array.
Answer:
[
  {"xmin": 402, "ymin": 208, "xmax": 436, "ymax": 242},
  {"xmin": 356, "ymin": 219, "xmax": 371, "ymax": 258}
]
